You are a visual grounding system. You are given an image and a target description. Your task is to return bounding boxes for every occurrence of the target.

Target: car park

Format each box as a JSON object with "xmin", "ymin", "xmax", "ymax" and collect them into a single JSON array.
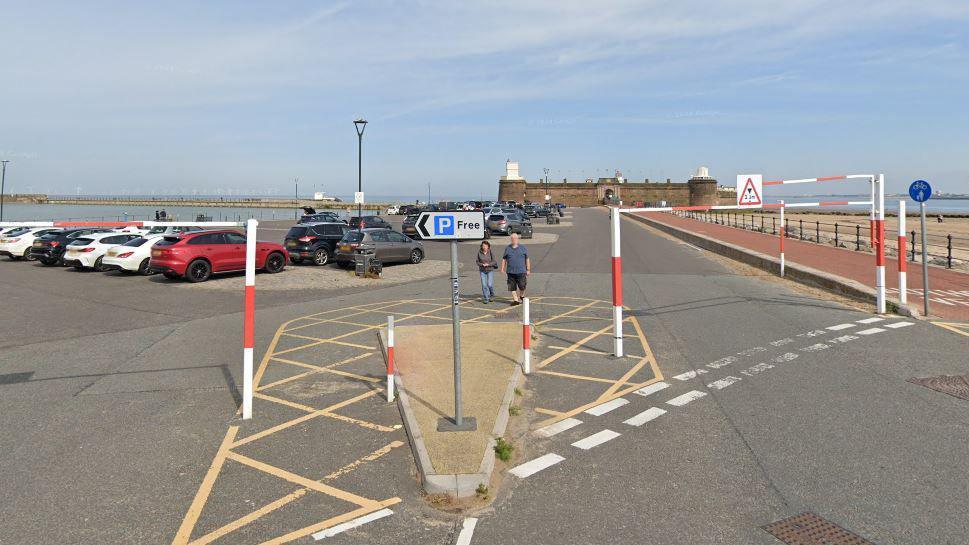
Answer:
[
  {"xmin": 334, "ymin": 228, "xmax": 424, "ymax": 268},
  {"xmin": 63, "ymin": 232, "xmax": 144, "ymax": 270},
  {"xmin": 348, "ymin": 215, "xmax": 391, "ymax": 230},
  {"xmin": 30, "ymin": 228, "xmax": 112, "ymax": 265},
  {"xmin": 149, "ymin": 230, "xmax": 287, "ymax": 282},
  {"xmin": 101, "ymin": 234, "xmax": 166, "ymax": 274},
  {"xmin": 485, "ymin": 212, "xmax": 533, "ymax": 238},
  {"xmin": 284, "ymin": 222, "xmax": 350, "ymax": 266},
  {"xmin": 0, "ymin": 227, "xmax": 61, "ymax": 260}
]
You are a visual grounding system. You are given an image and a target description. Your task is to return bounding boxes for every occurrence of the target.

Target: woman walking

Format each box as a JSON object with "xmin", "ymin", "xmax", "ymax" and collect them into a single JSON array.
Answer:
[{"xmin": 476, "ymin": 240, "xmax": 498, "ymax": 303}]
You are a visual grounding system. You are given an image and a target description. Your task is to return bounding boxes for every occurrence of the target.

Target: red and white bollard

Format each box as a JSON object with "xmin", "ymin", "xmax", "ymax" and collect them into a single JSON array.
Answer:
[
  {"xmin": 522, "ymin": 297, "xmax": 531, "ymax": 375},
  {"xmin": 869, "ymin": 179, "xmax": 875, "ymax": 248},
  {"xmin": 386, "ymin": 315, "xmax": 395, "ymax": 402},
  {"xmin": 610, "ymin": 207, "xmax": 624, "ymax": 357},
  {"xmin": 779, "ymin": 200, "xmax": 785, "ymax": 277},
  {"xmin": 242, "ymin": 218, "xmax": 257, "ymax": 420},
  {"xmin": 898, "ymin": 200, "xmax": 907, "ymax": 305},
  {"xmin": 875, "ymin": 174, "xmax": 886, "ymax": 314}
]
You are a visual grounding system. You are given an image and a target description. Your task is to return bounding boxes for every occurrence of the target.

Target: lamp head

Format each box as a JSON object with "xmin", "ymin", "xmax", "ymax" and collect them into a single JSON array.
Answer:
[{"xmin": 353, "ymin": 118, "xmax": 368, "ymax": 136}]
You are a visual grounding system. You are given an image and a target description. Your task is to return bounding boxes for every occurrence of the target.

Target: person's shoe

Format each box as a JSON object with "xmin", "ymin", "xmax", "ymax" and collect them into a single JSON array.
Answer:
[{"xmin": 483, "ymin": 298, "xmax": 490, "ymax": 304}]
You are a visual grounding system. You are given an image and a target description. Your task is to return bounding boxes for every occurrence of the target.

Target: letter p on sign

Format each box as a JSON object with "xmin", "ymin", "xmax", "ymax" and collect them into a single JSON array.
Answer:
[{"xmin": 435, "ymin": 216, "xmax": 454, "ymax": 235}]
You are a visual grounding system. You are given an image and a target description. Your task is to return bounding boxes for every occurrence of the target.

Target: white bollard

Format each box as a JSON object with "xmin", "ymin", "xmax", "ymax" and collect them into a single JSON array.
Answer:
[
  {"xmin": 387, "ymin": 316, "xmax": 395, "ymax": 402},
  {"xmin": 522, "ymin": 298, "xmax": 531, "ymax": 375},
  {"xmin": 898, "ymin": 200, "xmax": 907, "ymax": 305}
]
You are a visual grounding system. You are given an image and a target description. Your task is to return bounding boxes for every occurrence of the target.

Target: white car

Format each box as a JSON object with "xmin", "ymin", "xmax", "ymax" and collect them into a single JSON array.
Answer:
[
  {"xmin": 0, "ymin": 227, "xmax": 61, "ymax": 260},
  {"xmin": 143, "ymin": 225, "xmax": 203, "ymax": 237},
  {"xmin": 62, "ymin": 231, "xmax": 143, "ymax": 271},
  {"xmin": 101, "ymin": 234, "xmax": 166, "ymax": 275},
  {"xmin": 386, "ymin": 205, "xmax": 400, "ymax": 215}
]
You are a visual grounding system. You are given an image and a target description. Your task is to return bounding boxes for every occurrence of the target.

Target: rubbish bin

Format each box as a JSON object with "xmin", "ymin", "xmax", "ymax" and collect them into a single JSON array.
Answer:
[
  {"xmin": 546, "ymin": 214, "xmax": 559, "ymax": 224},
  {"xmin": 354, "ymin": 248, "xmax": 374, "ymax": 277}
]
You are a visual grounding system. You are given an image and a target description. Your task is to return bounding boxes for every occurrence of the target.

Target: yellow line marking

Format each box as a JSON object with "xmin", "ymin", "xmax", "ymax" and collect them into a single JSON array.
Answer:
[
  {"xmin": 535, "ymin": 377, "xmax": 664, "ymax": 429},
  {"xmin": 171, "ymin": 426, "xmax": 238, "ymax": 545},
  {"xmin": 537, "ymin": 321, "xmax": 620, "ymax": 369},
  {"xmin": 226, "ymin": 451, "xmax": 380, "ymax": 508},
  {"xmin": 547, "ymin": 345, "xmax": 611, "ymax": 356},
  {"xmin": 536, "ymin": 370, "xmax": 621, "ymax": 384},
  {"xmin": 543, "ymin": 326, "xmax": 603, "ymax": 335},
  {"xmin": 597, "ymin": 355, "xmax": 648, "ymax": 401},
  {"xmin": 260, "ymin": 498, "xmax": 402, "ymax": 545},
  {"xmin": 234, "ymin": 390, "xmax": 379, "ymax": 447},
  {"xmin": 323, "ymin": 440, "xmax": 405, "ymax": 480},
  {"xmin": 536, "ymin": 300, "xmax": 600, "ymax": 325},
  {"xmin": 281, "ymin": 332, "xmax": 375, "ymax": 350},
  {"xmin": 256, "ymin": 353, "xmax": 374, "ymax": 391},
  {"xmin": 270, "ymin": 356, "xmax": 380, "ymax": 383},
  {"xmin": 253, "ymin": 392, "xmax": 397, "ymax": 432},
  {"xmin": 932, "ymin": 321, "xmax": 969, "ymax": 337},
  {"xmin": 252, "ymin": 320, "xmax": 293, "ymax": 392},
  {"xmin": 254, "ymin": 392, "xmax": 317, "ymax": 412},
  {"xmin": 533, "ymin": 407, "xmax": 564, "ymax": 416}
]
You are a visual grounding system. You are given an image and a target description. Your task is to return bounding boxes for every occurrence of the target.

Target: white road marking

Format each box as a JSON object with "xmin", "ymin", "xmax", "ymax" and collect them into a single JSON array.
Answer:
[
  {"xmin": 634, "ymin": 381, "xmax": 670, "ymax": 397},
  {"xmin": 455, "ymin": 517, "xmax": 478, "ymax": 545},
  {"xmin": 672, "ymin": 369, "xmax": 708, "ymax": 381},
  {"xmin": 826, "ymin": 323, "xmax": 856, "ymax": 331},
  {"xmin": 707, "ymin": 356, "xmax": 737, "ymax": 369},
  {"xmin": 312, "ymin": 508, "xmax": 394, "ymax": 540},
  {"xmin": 585, "ymin": 397, "xmax": 629, "ymax": 416},
  {"xmin": 857, "ymin": 317, "xmax": 884, "ymax": 324},
  {"xmin": 509, "ymin": 453, "xmax": 566, "ymax": 478},
  {"xmin": 772, "ymin": 352, "xmax": 799, "ymax": 363},
  {"xmin": 737, "ymin": 346, "xmax": 766, "ymax": 356},
  {"xmin": 534, "ymin": 418, "xmax": 583, "ymax": 438},
  {"xmin": 623, "ymin": 407, "xmax": 667, "ymax": 427},
  {"xmin": 572, "ymin": 429, "xmax": 621, "ymax": 450},
  {"xmin": 666, "ymin": 390, "xmax": 707, "ymax": 406},
  {"xmin": 770, "ymin": 338, "xmax": 794, "ymax": 346},
  {"xmin": 741, "ymin": 362, "xmax": 774, "ymax": 376},
  {"xmin": 884, "ymin": 322, "xmax": 915, "ymax": 329},
  {"xmin": 801, "ymin": 343, "xmax": 830, "ymax": 352},
  {"xmin": 828, "ymin": 335, "xmax": 859, "ymax": 344},
  {"xmin": 707, "ymin": 376, "xmax": 742, "ymax": 390},
  {"xmin": 857, "ymin": 327, "xmax": 886, "ymax": 335},
  {"xmin": 797, "ymin": 329, "xmax": 827, "ymax": 338}
]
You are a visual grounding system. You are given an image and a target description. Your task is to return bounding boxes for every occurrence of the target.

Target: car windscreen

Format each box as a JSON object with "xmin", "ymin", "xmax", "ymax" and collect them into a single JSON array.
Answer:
[
  {"xmin": 155, "ymin": 236, "xmax": 181, "ymax": 246},
  {"xmin": 488, "ymin": 215, "xmax": 505, "ymax": 221},
  {"xmin": 341, "ymin": 232, "xmax": 364, "ymax": 243},
  {"xmin": 4, "ymin": 227, "xmax": 30, "ymax": 236},
  {"xmin": 122, "ymin": 237, "xmax": 152, "ymax": 247},
  {"xmin": 68, "ymin": 238, "xmax": 94, "ymax": 246},
  {"xmin": 286, "ymin": 227, "xmax": 309, "ymax": 238}
]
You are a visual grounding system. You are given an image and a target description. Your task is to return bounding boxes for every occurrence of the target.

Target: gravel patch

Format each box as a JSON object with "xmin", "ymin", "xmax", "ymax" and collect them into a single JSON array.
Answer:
[{"xmin": 174, "ymin": 259, "xmax": 453, "ymax": 291}]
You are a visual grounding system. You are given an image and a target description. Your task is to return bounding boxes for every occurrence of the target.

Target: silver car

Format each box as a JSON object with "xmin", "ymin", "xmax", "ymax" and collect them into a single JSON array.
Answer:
[{"xmin": 335, "ymin": 228, "xmax": 425, "ymax": 267}]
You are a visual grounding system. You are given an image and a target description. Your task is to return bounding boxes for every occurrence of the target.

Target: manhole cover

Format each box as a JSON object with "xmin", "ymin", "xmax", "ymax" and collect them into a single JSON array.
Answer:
[
  {"xmin": 907, "ymin": 375, "xmax": 969, "ymax": 401},
  {"xmin": 762, "ymin": 512, "xmax": 876, "ymax": 545}
]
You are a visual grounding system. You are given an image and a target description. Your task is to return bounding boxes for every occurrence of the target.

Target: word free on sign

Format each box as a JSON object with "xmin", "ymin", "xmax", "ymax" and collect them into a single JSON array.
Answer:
[{"xmin": 416, "ymin": 211, "xmax": 486, "ymax": 240}]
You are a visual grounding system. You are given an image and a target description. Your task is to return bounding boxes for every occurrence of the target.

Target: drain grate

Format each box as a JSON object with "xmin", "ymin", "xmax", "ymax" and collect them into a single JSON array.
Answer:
[
  {"xmin": 762, "ymin": 512, "xmax": 876, "ymax": 545},
  {"xmin": 907, "ymin": 375, "xmax": 969, "ymax": 401}
]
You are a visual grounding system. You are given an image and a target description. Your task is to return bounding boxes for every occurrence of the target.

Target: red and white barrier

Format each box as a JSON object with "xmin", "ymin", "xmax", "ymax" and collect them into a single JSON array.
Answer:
[
  {"xmin": 609, "ymin": 208, "xmax": 623, "ymax": 358},
  {"xmin": 0, "ymin": 218, "xmax": 259, "ymax": 419},
  {"xmin": 386, "ymin": 315, "xmax": 395, "ymax": 402},
  {"xmin": 898, "ymin": 200, "xmax": 907, "ymax": 305},
  {"xmin": 522, "ymin": 298, "xmax": 531, "ymax": 374},
  {"xmin": 875, "ymin": 174, "xmax": 886, "ymax": 314}
]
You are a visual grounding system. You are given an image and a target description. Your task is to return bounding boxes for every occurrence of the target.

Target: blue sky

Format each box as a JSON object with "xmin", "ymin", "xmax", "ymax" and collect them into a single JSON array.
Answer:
[{"xmin": 2, "ymin": 1, "xmax": 968, "ymax": 198}]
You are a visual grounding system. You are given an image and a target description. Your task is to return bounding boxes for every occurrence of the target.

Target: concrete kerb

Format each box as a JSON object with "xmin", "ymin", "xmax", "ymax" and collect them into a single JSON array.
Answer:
[
  {"xmin": 377, "ymin": 329, "xmax": 524, "ymax": 498},
  {"xmin": 625, "ymin": 213, "xmax": 920, "ymax": 318}
]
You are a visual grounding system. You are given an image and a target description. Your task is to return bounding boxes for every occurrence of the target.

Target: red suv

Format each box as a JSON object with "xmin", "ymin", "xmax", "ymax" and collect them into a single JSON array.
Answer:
[{"xmin": 149, "ymin": 230, "xmax": 287, "ymax": 282}]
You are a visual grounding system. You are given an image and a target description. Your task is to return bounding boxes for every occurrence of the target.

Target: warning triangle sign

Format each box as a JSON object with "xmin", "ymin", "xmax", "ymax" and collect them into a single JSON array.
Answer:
[{"xmin": 739, "ymin": 177, "xmax": 762, "ymax": 205}]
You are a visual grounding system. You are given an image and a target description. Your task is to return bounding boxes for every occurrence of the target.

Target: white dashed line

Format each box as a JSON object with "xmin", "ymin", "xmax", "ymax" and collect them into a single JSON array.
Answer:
[
  {"xmin": 884, "ymin": 322, "xmax": 915, "ymax": 329},
  {"xmin": 707, "ymin": 376, "xmax": 742, "ymax": 390},
  {"xmin": 826, "ymin": 323, "xmax": 856, "ymax": 331},
  {"xmin": 572, "ymin": 429, "xmax": 621, "ymax": 450},
  {"xmin": 666, "ymin": 390, "xmax": 707, "ymax": 406},
  {"xmin": 509, "ymin": 453, "xmax": 566, "ymax": 478},
  {"xmin": 584, "ymin": 397, "xmax": 629, "ymax": 416},
  {"xmin": 672, "ymin": 369, "xmax": 708, "ymax": 381},
  {"xmin": 634, "ymin": 381, "xmax": 670, "ymax": 397},
  {"xmin": 455, "ymin": 517, "xmax": 478, "ymax": 545},
  {"xmin": 534, "ymin": 418, "xmax": 583, "ymax": 438},
  {"xmin": 857, "ymin": 317, "xmax": 884, "ymax": 324},
  {"xmin": 857, "ymin": 327, "xmax": 886, "ymax": 335},
  {"xmin": 312, "ymin": 508, "xmax": 394, "ymax": 540},
  {"xmin": 623, "ymin": 407, "xmax": 667, "ymax": 427}
]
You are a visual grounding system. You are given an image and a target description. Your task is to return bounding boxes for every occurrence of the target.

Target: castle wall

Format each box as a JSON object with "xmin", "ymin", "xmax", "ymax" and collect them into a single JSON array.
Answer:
[{"xmin": 498, "ymin": 180, "xmax": 725, "ymax": 207}]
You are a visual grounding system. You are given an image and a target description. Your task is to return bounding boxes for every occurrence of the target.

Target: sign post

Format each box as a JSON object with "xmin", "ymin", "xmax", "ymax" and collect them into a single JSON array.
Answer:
[
  {"xmin": 417, "ymin": 211, "xmax": 485, "ymax": 432},
  {"xmin": 909, "ymin": 180, "xmax": 932, "ymax": 317}
]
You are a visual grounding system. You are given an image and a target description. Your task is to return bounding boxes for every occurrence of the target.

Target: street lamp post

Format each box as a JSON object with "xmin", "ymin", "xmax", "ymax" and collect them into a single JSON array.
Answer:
[
  {"xmin": 0, "ymin": 160, "xmax": 8, "ymax": 221},
  {"xmin": 354, "ymin": 119, "xmax": 368, "ymax": 231},
  {"xmin": 543, "ymin": 167, "xmax": 550, "ymax": 205},
  {"xmin": 294, "ymin": 177, "xmax": 299, "ymax": 220}
]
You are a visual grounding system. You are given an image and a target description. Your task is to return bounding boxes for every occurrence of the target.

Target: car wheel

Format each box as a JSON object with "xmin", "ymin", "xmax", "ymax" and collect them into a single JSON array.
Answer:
[
  {"xmin": 163, "ymin": 271, "xmax": 180, "ymax": 280},
  {"xmin": 264, "ymin": 252, "xmax": 286, "ymax": 273},
  {"xmin": 409, "ymin": 248, "xmax": 424, "ymax": 264},
  {"xmin": 93, "ymin": 256, "xmax": 105, "ymax": 272},
  {"xmin": 73, "ymin": 264, "xmax": 85, "ymax": 270},
  {"xmin": 39, "ymin": 258, "xmax": 57, "ymax": 266},
  {"xmin": 290, "ymin": 256, "xmax": 303, "ymax": 265},
  {"xmin": 185, "ymin": 259, "xmax": 212, "ymax": 283},
  {"xmin": 137, "ymin": 258, "xmax": 153, "ymax": 275},
  {"xmin": 21, "ymin": 248, "xmax": 33, "ymax": 261},
  {"xmin": 312, "ymin": 247, "xmax": 330, "ymax": 266}
]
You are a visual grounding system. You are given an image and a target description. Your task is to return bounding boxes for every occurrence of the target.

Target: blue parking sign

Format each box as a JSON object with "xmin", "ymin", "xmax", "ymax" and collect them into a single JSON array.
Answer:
[
  {"xmin": 434, "ymin": 215, "xmax": 455, "ymax": 235},
  {"xmin": 909, "ymin": 180, "xmax": 932, "ymax": 203}
]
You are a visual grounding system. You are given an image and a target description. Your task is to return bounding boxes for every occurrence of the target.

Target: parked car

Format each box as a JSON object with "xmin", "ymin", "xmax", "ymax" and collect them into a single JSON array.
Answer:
[
  {"xmin": 401, "ymin": 214, "xmax": 421, "ymax": 239},
  {"xmin": 386, "ymin": 205, "xmax": 400, "ymax": 215},
  {"xmin": 144, "ymin": 225, "xmax": 204, "ymax": 236},
  {"xmin": 101, "ymin": 234, "xmax": 166, "ymax": 275},
  {"xmin": 0, "ymin": 227, "xmax": 61, "ymax": 260},
  {"xmin": 149, "ymin": 230, "xmax": 287, "ymax": 282},
  {"xmin": 523, "ymin": 204, "xmax": 539, "ymax": 218},
  {"xmin": 0, "ymin": 226, "xmax": 29, "ymax": 237},
  {"xmin": 299, "ymin": 206, "xmax": 345, "ymax": 224},
  {"xmin": 348, "ymin": 215, "xmax": 391, "ymax": 230},
  {"xmin": 535, "ymin": 206, "xmax": 550, "ymax": 217},
  {"xmin": 398, "ymin": 204, "xmax": 420, "ymax": 216},
  {"xmin": 334, "ymin": 228, "xmax": 424, "ymax": 268},
  {"xmin": 284, "ymin": 222, "xmax": 350, "ymax": 266},
  {"xmin": 556, "ymin": 203, "xmax": 567, "ymax": 209},
  {"xmin": 63, "ymin": 232, "xmax": 144, "ymax": 270},
  {"xmin": 30, "ymin": 228, "xmax": 112, "ymax": 265},
  {"xmin": 485, "ymin": 212, "xmax": 533, "ymax": 238}
]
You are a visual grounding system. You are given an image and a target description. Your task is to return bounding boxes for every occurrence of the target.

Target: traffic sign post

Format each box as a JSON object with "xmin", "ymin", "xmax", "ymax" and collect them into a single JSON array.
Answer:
[
  {"xmin": 418, "ymin": 211, "xmax": 485, "ymax": 432},
  {"xmin": 909, "ymin": 180, "xmax": 932, "ymax": 317}
]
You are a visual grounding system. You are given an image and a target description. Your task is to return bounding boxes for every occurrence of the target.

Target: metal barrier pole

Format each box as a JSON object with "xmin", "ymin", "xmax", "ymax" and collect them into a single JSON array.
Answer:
[
  {"xmin": 522, "ymin": 298, "xmax": 531, "ymax": 374},
  {"xmin": 875, "ymin": 174, "xmax": 886, "ymax": 314},
  {"xmin": 898, "ymin": 201, "xmax": 907, "ymax": 305},
  {"xmin": 242, "ymin": 218, "xmax": 257, "ymax": 420},
  {"xmin": 387, "ymin": 316, "xmax": 395, "ymax": 402},
  {"xmin": 610, "ymin": 207, "xmax": 623, "ymax": 357},
  {"xmin": 779, "ymin": 201, "xmax": 785, "ymax": 277}
]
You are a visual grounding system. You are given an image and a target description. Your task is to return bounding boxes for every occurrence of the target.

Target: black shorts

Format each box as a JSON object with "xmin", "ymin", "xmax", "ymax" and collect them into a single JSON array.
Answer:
[{"xmin": 507, "ymin": 273, "xmax": 527, "ymax": 291}]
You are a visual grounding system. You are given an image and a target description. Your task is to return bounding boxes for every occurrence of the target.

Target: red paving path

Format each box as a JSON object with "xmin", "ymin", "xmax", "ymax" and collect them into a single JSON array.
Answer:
[{"xmin": 639, "ymin": 212, "xmax": 969, "ymax": 322}]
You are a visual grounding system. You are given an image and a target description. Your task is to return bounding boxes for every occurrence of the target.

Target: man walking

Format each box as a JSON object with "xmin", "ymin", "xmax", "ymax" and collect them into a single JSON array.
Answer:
[{"xmin": 500, "ymin": 232, "xmax": 531, "ymax": 305}]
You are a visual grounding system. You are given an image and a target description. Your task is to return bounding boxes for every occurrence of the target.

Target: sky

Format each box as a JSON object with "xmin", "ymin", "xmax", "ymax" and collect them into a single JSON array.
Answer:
[{"xmin": 1, "ymin": 0, "xmax": 968, "ymax": 199}]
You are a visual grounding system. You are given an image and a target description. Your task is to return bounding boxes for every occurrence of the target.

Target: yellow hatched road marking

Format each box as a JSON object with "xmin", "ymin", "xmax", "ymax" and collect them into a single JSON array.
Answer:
[
  {"xmin": 536, "ymin": 370, "xmax": 620, "ymax": 384},
  {"xmin": 256, "ymin": 353, "xmax": 374, "ymax": 391},
  {"xmin": 172, "ymin": 427, "xmax": 238, "ymax": 545},
  {"xmin": 260, "ymin": 498, "xmax": 402, "ymax": 545},
  {"xmin": 933, "ymin": 321, "xmax": 969, "ymax": 337},
  {"xmin": 234, "ymin": 390, "xmax": 379, "ymax": 448}
]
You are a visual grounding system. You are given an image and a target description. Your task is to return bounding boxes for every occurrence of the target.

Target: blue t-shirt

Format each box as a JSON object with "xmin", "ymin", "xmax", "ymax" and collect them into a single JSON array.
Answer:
[{"xmin": 503, "ymin": 244, "xmax": 528, "ymax": 275}]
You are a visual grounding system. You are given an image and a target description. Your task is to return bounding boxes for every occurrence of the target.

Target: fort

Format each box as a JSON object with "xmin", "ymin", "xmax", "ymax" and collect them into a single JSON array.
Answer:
[{"xmin": 497, "ymin": 161, "xmax": 734, "ymax": 207}]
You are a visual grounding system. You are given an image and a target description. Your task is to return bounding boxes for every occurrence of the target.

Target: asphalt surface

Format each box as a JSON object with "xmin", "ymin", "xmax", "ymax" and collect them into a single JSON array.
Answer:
[{"xmin": 0, "ymin": 209, "xmax": 966, "ymax": 544}]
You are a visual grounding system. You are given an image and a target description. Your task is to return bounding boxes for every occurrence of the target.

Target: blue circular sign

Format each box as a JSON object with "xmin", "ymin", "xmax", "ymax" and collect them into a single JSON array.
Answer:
[{"xmin": 909, "ymin": 180, "xmax": 932, "ymax": 203}]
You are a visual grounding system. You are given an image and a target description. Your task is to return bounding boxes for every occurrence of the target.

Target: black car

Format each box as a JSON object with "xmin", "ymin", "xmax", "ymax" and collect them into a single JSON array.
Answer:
[
  {"xmin": 398, "ymin": 204, "xmax": 420, "ymax": 216},
  {"xmin": 284, "ymin": 222, "xmax": 351, "ymax": 266},
  {"xmin": 401, "ymin": 214, "xmax": 421, "ymax": 239},
  {"xmin": 30, "ymin": 228, "xmax": 111, "ymax": 265},
  {"xmin": 348, "ymin": 215, "xmax": 391, "ymax": 230}
]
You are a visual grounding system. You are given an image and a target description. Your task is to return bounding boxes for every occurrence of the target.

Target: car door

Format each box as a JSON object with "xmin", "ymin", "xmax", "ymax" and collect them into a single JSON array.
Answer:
[
  {"xmin": 223, "ymin": 232, "xmax": 248, "ymax": 270},
  {"xmin": 188, "ymin": 233, "xmax": 228, "ymax": 271},
  {"xmin": 368, "ymin": 230, "xmax": 392, "ymax": 261},
  {"xmin": 386, "ymin": 231, "xmax": 412, "ymax": 262}
]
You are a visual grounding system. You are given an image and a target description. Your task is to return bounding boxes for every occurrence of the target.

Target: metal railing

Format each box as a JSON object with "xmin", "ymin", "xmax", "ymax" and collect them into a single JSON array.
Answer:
[{"xmin": 673, "ymin": 210, "xmax": 967, "ymax": 270}]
